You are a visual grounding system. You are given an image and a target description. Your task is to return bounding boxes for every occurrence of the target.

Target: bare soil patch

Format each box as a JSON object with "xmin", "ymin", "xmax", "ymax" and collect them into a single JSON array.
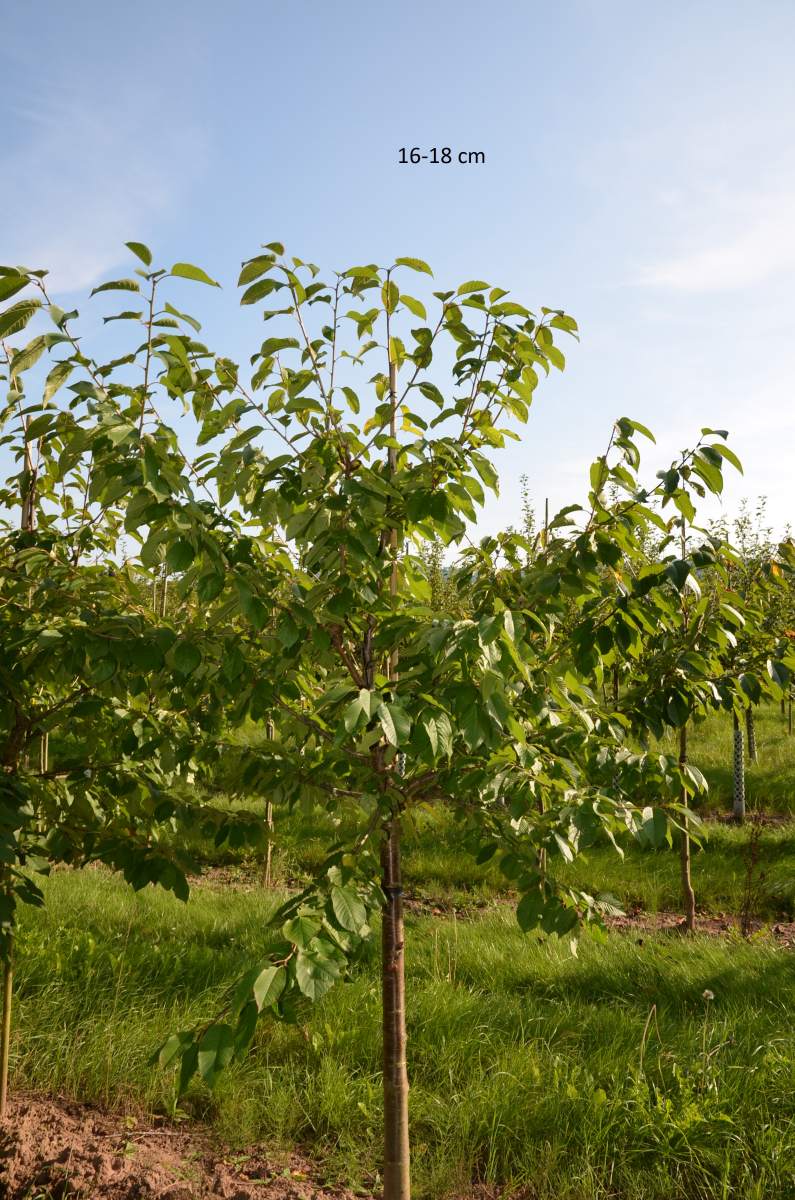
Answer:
[
  {"xmin": 0, "ymin": 1096, "xmax": 529, "ymax": 1200},
  {"xmin": 0, "ymin": 1095, "xmax": 368, "ymax": 1199},
  {"xmin": 606, "ymin": 909, "xmax": 795, "ymax": 947},
  {"xmin": 401, "ymin": 893, "xmax": 795, "ymax": 946}
]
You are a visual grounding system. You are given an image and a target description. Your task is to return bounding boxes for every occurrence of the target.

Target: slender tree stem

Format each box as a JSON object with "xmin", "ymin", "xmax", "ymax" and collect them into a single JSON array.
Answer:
[
  {"xmin": 0, "ymin": 951, "xmax": 11, "ymax": 1119},
  {"xmin": 745, "ymin": 706, "xmax": 757, "ymax": 763},
  {"xmin": 678, "ymin": 517, "xmax": 695, "ymax": 933},
  {"xmin": 264, "ymin": 719, "xmax": 275, "ymax": 888},
  {"xmin": 381, "ymin": 816, "xmax": 410, "ymax": 1199},
  {"xmin": 679, "ymin": 723, "xmax": 696, "ymax": 933},
  {"xmin": 380, "ymin": 354, "xmax": 410, "ymax": 1198}
]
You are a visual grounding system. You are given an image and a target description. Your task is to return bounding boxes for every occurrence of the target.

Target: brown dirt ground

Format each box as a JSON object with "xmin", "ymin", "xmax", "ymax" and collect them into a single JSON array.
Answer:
[
  {"xmin": 0, "ymin": 1095, "xmax": 526, "ymax": 1200},
  {"xmin": 0, "ymin": 1094, "xmax": 369, "ymax": 1200},
  {"xmin": 185, "ymin": 865, "xmax": 795, "ymax": 946}
]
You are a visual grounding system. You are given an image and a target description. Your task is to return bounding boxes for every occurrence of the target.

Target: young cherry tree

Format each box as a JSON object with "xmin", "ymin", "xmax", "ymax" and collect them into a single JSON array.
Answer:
[{"xmin": 2, "ymin": 244, "xmax": 756, "ymax": 1197}]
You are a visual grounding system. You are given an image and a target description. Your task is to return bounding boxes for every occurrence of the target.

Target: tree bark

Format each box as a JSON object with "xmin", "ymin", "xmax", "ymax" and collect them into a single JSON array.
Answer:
[
  {"xmin": 733, "ymin": 713, "xmax": 746, "ymax": 821},
  {"xmin": 0, "ymin": 953, "xmax": 11, "ymax": 1119},
  {"xmin": 679, "ymin": 724, "xmax": 696, "ymax": 933},
  {"xmin": 745, "ymin": 707, "xmax": 757, "ymax": 764},
  {"xmin": 263, "ymin": 719, "xmax": 275, "ymax": 887},
  {"xmin": 381, "ymin": 818, "xmax": 410, "ymax": 1199},
  {"xmin": 379, "ymin": 356, "xmax": 410, "ymax": 1198}
]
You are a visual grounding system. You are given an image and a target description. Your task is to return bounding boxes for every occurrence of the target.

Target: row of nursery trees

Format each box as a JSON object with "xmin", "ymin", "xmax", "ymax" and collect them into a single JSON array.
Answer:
[{"xmin": 1, "ymin": 245, "xmax": 794, "ymax": 1197}]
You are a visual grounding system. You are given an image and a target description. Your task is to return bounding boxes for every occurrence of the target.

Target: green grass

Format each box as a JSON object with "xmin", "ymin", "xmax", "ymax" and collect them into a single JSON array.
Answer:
[
  {"xmin": 177, "ymin": 797, "xmax": 795, "ymax": 921},
  {"xmin": 667, "ymin": 702, "xmax": 795, "ymax": 815},
  {"xmin": 10, "ymin": 708, "xmax": 795, "ymax": 1196},
  {"xmin": 174, "ymin": 701, "xmax": 795, "ymax": 920},
  {"xmin": 11, "ymin": 870, "xmax": 795, "ymax": 1199}
]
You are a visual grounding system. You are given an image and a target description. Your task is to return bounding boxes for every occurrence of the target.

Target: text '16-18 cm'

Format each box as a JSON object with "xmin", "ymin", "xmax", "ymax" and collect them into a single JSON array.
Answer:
[{"xmin": 399, "ymin": 147, "xmax": 486, "ymax": 165}]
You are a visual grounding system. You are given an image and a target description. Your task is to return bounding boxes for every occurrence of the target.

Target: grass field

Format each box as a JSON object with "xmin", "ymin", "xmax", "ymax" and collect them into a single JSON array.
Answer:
[
  {"xmin": 178, "ymin": 703, "xmax": 795, "ymax": 923},
  {"xmin": 12, "ymin": 870, "xmax": 795, "ymax": 1199},
  {"xmin": 8, "ymin": 702, "xmax": 795, "ymax": 1199}
]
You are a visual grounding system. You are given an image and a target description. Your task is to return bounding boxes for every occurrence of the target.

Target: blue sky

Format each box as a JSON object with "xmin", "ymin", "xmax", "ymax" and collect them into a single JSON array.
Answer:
[{"xmin": 3, "ymin": 1, "xmax": 794, "ymax": 536}]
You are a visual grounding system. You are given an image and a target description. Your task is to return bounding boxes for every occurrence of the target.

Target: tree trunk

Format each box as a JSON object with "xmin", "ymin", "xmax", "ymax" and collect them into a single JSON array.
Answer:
[
  {"xmin": 745, "ymin": 707, "xmax": 757, "ymax": 764},
  {"xmin": 379, "ymin": 355, "xmax": 410, "ymax": 1198},
  {"xmin": 733, "ymin": 713, "xmax": 746, "ymax": 822},
  {"xmin": 263, "ymin": 720, "xmax": 275, "ymax": 887},
  {"xmin": 789, "ymin": 692, "xmax": 793, "ymax": 737},
  {"xmin": 0, "ymin": 953, "xmax": 11, "ymax": 1119},
  {"xmin": 381, "ymin": 819, "xmax": 410, "ymax": 1199},
  {"xmin": 679, "ymin": 724, "xmax": 696, "ymax": 933}
]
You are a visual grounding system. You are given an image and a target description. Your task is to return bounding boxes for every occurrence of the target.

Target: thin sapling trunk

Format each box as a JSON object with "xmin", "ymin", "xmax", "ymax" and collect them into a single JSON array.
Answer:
[
  {"xmin": 679, "ymin": 723, "xmax": 696, "ymax": 933},
  {"xmin": 0, "ymin": 948, "xmax": 11, "ymax": 1119},
  {"xmin": 678, "ymin": 519, "xmax": 695, "ymax": 933},
  {"xmin": 745, "ymin": 706, "xmax": 757, "ymax": 763},
  {"xmin": 380, "ymin": 355, "xmax": 411, "ymax": 1199},
  {"xmin": 381, "ymin": 815, "xmax": 410, "ymax": 1199}
]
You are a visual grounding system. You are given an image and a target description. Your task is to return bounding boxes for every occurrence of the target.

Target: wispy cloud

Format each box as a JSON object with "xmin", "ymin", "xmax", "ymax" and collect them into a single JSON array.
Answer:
[
  {"xmin": 2, "ymin": 83, "xmax": 206, "ymax": 295},
  {"xmin": 639, "ymin": 188, "xmax": 795, "ymax": 292}
]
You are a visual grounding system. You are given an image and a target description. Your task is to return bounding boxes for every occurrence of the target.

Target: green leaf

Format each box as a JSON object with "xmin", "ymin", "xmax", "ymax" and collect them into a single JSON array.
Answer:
[
  {"xmin": 126, "ymin": 241, "xmax": 153, "ymax": 267},
  {"xmin": 43, "ymin": 360, "xmax": 74, "ymax": 404},
  {"xmin": 157, "ymin": 1031, "xmax": 194, "ymax": 1070},
  {"xmin": 90, "ymin": 657, "xmax": 117, "ymax": 684},
  {"xmin": 253, "ymin": 964, "xmax": 286, "ymax": 1011},
  {"xmin": 330, "ymin": 886, "xmax": 367, "ymax": 933},
  {"xmin": 0, "ymin": 299, "xmax": 41, "ymax": 339},
  {"xmin": 400, "ymin": 294, "xmax": 427, "ymax": 321},
  {"xmin": 341, "ymin": 386, "xmax": 359, "ymax": 413},
  {"xmin": 295, "ymin": 946, "xmax": 342, "ymax": 1001},
  {"xmin": 0, "ymin": 273, "xmax": 29, "ymax": 303},
  {"xmin": 517, "ymin": 889, "xmax": 545, "ymax": 932},
  {"xmin": 767, "ymin": 659, "xmax": 790, "ymax": 690},
  {"xmin": 197, "ymin": 572, "xmax": 224, "ymax": 603},
  {"xmin": 382, "ymin": 280, "xmax": 399, "ymax": 314},
  {"xmin": 666, "ymin": 690, "xmax": 690, "ymax": 727},
  {"xmin": 165, "ymin": 539, "xmax": 195, "ymax": 572},
  {"xmin": 283, "ymin": 915, "xmax": 321, "ymax": 948},
  {"xmin": 10, "ymin": 335, "xmax": 46, "ymax": 377},
  {"xmin": 171, "ymin": 262, "xmax": 220, "ymax": 287},
  {"xmin": 344, "ymin": 688, "xmax": 373, "ymax": 732},
  {"xmin": 233, "ymin": 1001, "xmax": 259, "ymax": 1054},
  {"xmin": 90, "ymin": 279, "xmax": 141, "ymax": 297},
  {"xmin": 174, "ymin": 642, "xmax": 202, "ymax": 676},
  {"xmin": 638, "ymin": 807, "xmax": 669, "ymax": 850},
  {"xmin": 739, "ymin": 674, "xmax": 761, "ymax": 704},
  {"xmin": 710, "ymin": 442, "xmax": 743, "ymax": 474},
  {"xmin": 418, "ymin": 381, "xmax": 445, "ymax": 407},
  {"xmin": 420, "ymin": 713, "xmax": 438, "ymax": 756},
  {"xmin": 197, "ymin": 1024, "xmax": 235, "ymax": 1087},
  {"xmin": 345, "ymin": 264, "xmax": 379, "ymax": 280},
  {"xmin": 434, "ymin": 711, "xmax": 453, "ymax": 758},
  {"xmin": 164, "ymin": 301, "xmax": 201, "ymax": 332},
  {"xmin": 241, "ymin": 278, "xmax": 280, "ymax": 305},
  {"xmin": 457, "ymin": 280, "xmax": 489, "ymax": 295},
  {"xmin": 395, "ymin": 256, "xmax": 433, "ymax": 276},
  {"xmin": 377, "ymin": 702, "xmax": 411, "ymax": 746},
  {"xmin": 178, "ymin": 1043, "xmax": 199, "ymax": 1095}
]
